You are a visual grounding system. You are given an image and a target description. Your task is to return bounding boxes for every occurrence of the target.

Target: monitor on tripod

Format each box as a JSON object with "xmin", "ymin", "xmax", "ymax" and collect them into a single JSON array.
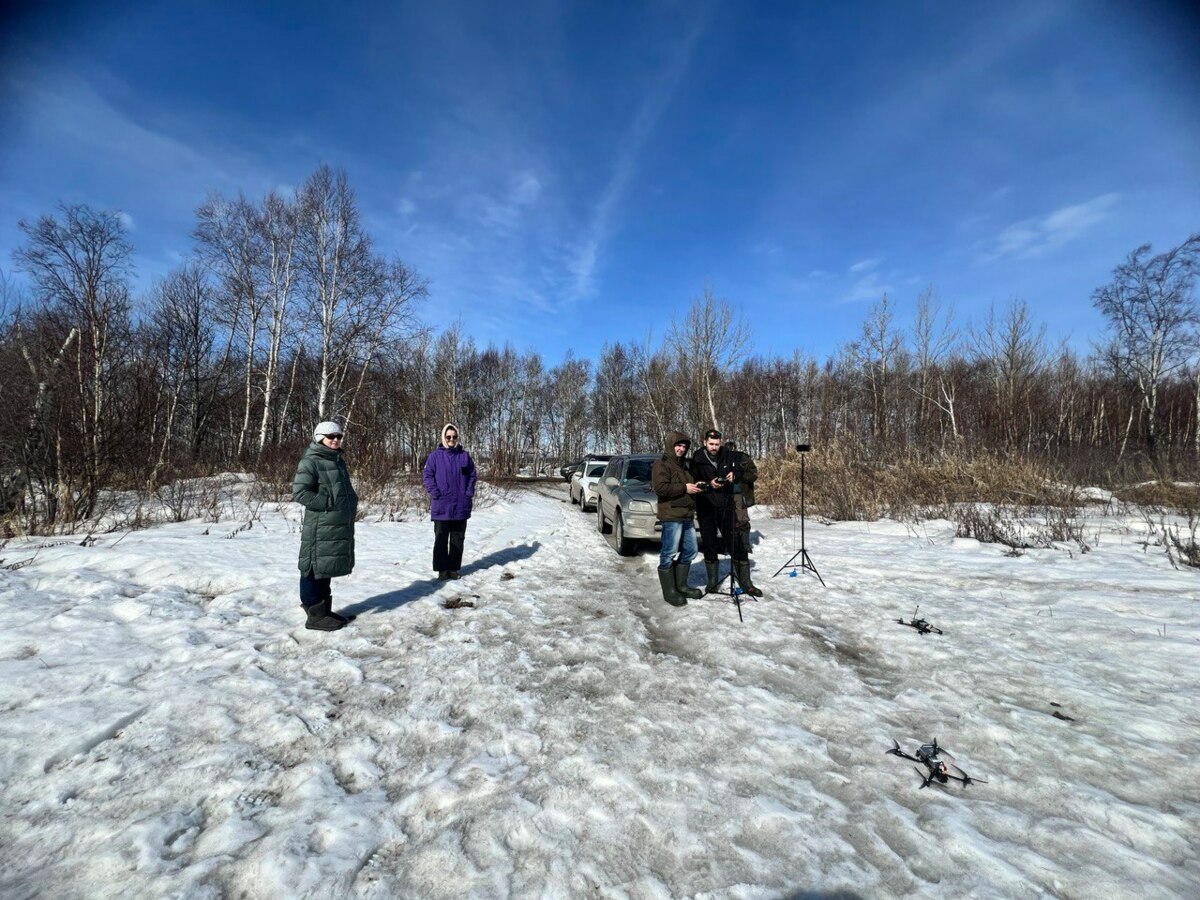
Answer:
[{"xmin": 773, "ymin": 442, "xmax": 824, "ymax": 585}]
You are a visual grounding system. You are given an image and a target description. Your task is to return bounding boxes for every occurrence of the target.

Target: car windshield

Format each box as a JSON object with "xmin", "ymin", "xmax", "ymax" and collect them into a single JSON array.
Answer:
[
  {"xmin": 585, "ymin": 462, "xmax": 606, "ymax": 477},
  {"xmin": 623, "ymin": 459, "xmax": 653, "ymax": 484}
]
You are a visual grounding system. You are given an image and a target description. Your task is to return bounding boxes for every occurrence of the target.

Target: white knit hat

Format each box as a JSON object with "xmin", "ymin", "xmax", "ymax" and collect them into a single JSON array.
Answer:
[{"xmin": 313, "ymin": 421, "xmax": 345, "ymax": 442}]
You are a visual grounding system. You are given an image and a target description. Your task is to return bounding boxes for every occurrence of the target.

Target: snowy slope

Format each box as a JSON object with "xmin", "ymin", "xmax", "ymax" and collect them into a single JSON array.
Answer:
[{"xmin": 0, "ymin": 483, "xmax": 1197, "ymax": 899}]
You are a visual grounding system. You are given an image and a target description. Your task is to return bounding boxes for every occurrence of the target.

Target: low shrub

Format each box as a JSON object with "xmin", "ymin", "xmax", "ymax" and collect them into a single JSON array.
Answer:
[
  {"xmin": 1164, "ymin": 514, "xmax": 1200, "ymax": 569},
  {"xmin": 953, "ymin": 503, "xmax": 1090, "ymax": 555}
]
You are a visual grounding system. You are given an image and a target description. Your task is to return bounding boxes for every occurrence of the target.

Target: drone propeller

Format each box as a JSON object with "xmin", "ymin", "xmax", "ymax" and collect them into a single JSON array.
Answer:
[
  {"xmin": 947, "ymin": 763, "xmax": 988, "ymax": 786},
  {"xmin": 932, "ymin": 739, "xmax": 955, "ymax": 760}
]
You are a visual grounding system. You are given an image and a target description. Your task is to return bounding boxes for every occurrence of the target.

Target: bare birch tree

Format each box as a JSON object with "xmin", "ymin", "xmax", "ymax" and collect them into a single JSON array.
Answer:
[
  {"xmin": 144, "ymin": 264, "xmax": 218, "ymax": 480},
  {"xmin": 910, "ymin": 287, "xmax": 960, "ymax": 445},
  {"xmin": 848, "ymin": 293, "xmax": 904, "ymax": 445},
  {"xmin": 969, "ymin": 300, "xmax": 1047, "ymax": 450},
  {"xmin": 1093, "ymin": 233, "xmax": 1200, "ymax": 467},
  {"xmin": 297, "ymin": 164, "xmax": 375, "ymax": 422},
  {"xmin": 667, "ymin": 285, "xmax": 750, "ymax": 431},
  {"xmin": 255, "ymin": 190, "xmax": 301, "ymax": 453},
  {"xmin": 195, "ymin": 193, "xmax": 263, "ymax": 457},
  {"xmin": 14, "ymin": 205, "xmax": 132, "ymax": 519}
]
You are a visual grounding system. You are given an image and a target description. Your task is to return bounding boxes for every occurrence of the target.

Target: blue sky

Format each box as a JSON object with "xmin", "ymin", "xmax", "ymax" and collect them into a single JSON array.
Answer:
[{"xmin": 2, "ymin": 0, "xmax": 1198, "ymax": 365}]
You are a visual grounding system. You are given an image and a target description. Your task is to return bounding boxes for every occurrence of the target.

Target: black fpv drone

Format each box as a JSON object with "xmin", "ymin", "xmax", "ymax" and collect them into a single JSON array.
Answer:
[
  {"xmin": 886, "ymin": 738, "xmax": 986, "ymax": 789},
  {"xmin": 897, "ymin": 605, "xmax": 943, "ymax": 635}
]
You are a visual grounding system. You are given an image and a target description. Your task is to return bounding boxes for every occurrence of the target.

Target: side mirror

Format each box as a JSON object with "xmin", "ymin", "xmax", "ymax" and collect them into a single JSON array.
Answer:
[{"xmin": 604, "ymin": 476, "xmax": 619, "ymax": 487}]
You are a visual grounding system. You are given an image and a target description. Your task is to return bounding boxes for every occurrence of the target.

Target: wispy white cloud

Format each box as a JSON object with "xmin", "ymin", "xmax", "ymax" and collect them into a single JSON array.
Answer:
[
  {"xmin": 751, "ymin": 241, "xmax": 782, "ymax": 257},
  {"xmin": 569, "ymin": 8, "xmax": 715, "ymax": 299},
  {"xmin": 785, "ymin": 258, "xmax": 894, "ymax": 304},
  {"xmin": 839, "ymin": 269, "xmax": 894, "ymax": 304},
  {"xmin": 0, "ymin": 62, "xmax": 279, "ymax": 285},
  {"xmin": 3, "ymin": 67, "xmax": 268, "ymax": 206},
  {"xmin": 956, "ymin": 211, "xmax": 992, "ymax": 232},
  {"xmin": 848, "ymin": 257, "xmax": 880, "ymax": 273},
  {"xmin": 977, "ymin": 193, "xmax": 1120, "ymax": 263},
  {"xmin": 510, "ymin": 172, "xmax": 541, "ymax": 207},
  {"xmin": 467, "ymin": 170, "xmax": 543, "ymax": 231}
]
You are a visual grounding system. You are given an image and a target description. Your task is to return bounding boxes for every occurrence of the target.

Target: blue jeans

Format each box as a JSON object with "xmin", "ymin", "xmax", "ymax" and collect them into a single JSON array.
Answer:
[
  {"xmin": 659, "ymin": 520, "xmax": 697, "ymax": 570},
  {"xmin": 300, "ymin": 572, "xmax": 332, "ymax": 608}
]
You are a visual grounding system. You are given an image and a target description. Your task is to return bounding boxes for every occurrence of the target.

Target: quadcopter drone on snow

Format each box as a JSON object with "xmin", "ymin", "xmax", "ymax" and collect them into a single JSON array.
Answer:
[
  {"xmin": 886, "ymin": 738, "xmax": 987, "ymax": 789},
  {"xmin": 896, "ymin": 605, "xmax": 943, "ymax": 635}
]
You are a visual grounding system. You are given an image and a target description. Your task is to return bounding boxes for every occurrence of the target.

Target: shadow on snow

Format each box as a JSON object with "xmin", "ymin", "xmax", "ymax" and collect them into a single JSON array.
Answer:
[{"xmin": 341, "ymin": 541, "xmax": 541, "ymax": 617}]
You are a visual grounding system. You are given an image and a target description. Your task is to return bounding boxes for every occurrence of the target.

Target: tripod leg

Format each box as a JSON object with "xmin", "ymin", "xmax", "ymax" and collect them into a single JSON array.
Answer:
[
  {"xmin": 801, "ymin": 550, "xmax": 826, "ymax": 587},
  {"xmin": 773, "ymin": 548, "xmax": 807, "ymax": 578}
]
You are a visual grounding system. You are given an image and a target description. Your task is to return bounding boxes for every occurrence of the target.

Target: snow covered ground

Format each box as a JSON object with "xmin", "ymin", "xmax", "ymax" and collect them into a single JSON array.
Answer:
[{"xmin": 1, "ymin": 482, "xmax": 1197, "ymax": 898}]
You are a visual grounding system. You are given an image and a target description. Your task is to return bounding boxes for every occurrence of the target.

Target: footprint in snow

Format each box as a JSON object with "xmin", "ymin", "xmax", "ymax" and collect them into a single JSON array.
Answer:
[{"xmin": 235, "ymin": 790, "xmax": 280, "ymax": 811}]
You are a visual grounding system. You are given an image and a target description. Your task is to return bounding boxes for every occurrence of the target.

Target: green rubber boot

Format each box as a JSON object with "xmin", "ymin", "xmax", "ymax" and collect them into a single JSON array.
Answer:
[
  {"xmin": 734, "ymin": 560, "xmax": 764, "ymax": 598},
  {"xmin": 674, "ymin": 562, "xmax": 702, "ymax": 600},
  {"xmin": 657, "ymin": 567, "xmax": 687, "ymax": 607},
  {"xmin": 704, "ymin": 560, "xmax": 721, "ymax": 594}
]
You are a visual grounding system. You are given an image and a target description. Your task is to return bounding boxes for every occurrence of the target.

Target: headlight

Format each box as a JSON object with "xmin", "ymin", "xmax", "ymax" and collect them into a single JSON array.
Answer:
[{"xmin": 628, "ymin": 499, "xmax": 654, "ymax": 513}]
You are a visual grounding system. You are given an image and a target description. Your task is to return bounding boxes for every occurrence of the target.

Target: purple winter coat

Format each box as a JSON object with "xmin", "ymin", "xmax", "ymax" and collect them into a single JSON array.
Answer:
[{"xmin": 422, "ymin": 425, "xmax": 477, "ymax": 521}]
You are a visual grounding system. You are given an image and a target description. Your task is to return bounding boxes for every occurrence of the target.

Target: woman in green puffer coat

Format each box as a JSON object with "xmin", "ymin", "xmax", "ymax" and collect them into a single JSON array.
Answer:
[{"xmin": 292, "ymin": 421, "xmax": 358, "ymax": 631}]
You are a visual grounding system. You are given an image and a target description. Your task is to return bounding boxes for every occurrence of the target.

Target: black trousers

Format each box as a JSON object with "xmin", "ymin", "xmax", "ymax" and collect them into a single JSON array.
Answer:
[
  {"xmin": 697, "ymin": 505, "xmax": 748, "ymax": 562},
  {"xmin": 433, "ymin": 519, "xmax": 467, "ymax": 572}
]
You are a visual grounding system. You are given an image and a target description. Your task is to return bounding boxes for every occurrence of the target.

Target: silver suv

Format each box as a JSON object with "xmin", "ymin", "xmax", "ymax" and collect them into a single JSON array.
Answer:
[{"xmin": 595, "ymin": 454, "xmax": 660, "ymax": 555}]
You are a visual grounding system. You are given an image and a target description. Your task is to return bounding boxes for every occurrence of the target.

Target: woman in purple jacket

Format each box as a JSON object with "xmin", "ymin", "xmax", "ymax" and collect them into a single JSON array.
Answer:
[{"xmin": 421, "ymin": 423, "xmax": 477, "ymax": 579}]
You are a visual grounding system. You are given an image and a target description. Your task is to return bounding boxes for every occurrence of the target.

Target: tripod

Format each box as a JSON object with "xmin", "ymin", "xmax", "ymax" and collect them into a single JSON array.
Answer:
[
  {"xmin": 704, "ymin": 494, "xmax": 754, "ymax": 622},
  {"xmin": 773, "ymin": 446, "xmax": 825, "ymax": 585}
]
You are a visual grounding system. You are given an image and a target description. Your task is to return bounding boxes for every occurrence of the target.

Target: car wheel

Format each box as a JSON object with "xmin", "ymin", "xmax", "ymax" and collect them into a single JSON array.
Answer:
[
  {"xmin": 582, "ymin": 494, "xmax": 592, "ymax": 512},
  {"xmin": 615, "ymin": 511, "xmax": 635, "ymax": 556},
  {"xmin": 570, "ymin": 486, "xmax": 578, "ymax": 505},
  {"xmin": 597, "ymin": 504, "xmax": 610, "ymax": 534}
]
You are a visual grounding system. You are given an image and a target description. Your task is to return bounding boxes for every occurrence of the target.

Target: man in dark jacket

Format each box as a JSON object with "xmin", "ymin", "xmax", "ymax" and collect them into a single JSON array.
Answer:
[
  {"xmin": 422, "ymin": 423, "xmax": 477, "ymax": 579},
  {"xmin": 651, "ymin": 430, "xmax": 703, "ymax": 607},
  {"xmin": 292, "ymin": 421, "xmax": 359, "ymax": 631},
  {"xmin": 691, "ymin": 429, "xmax": 762, "ymax": 597},
  {"xmin": 726, "ymin": 439, "xmax": 759, "ymax": 560},
  {"xmin": 725, "ymin": 440, "xmax": 758, "ymax": 508}
]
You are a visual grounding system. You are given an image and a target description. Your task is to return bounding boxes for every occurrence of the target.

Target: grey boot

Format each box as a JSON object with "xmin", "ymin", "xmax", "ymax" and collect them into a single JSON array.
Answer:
[
  {"xmin": 704, "ymin": 560, "xmax": 721, "ymax": 594},
  {"xmin": 304, "ymin": 598, "xmax": 346, "ymax": 631},
  {"xmin": 674, "ymin": 562, "xmax": 702, "ymax": 600},
  {"xmin": 657, "ymin": 567, "xmax": 687, "ymax": 607},
  {"xmin": 734, "ymin": 560, "xmax": 763, "ymax": 598}
]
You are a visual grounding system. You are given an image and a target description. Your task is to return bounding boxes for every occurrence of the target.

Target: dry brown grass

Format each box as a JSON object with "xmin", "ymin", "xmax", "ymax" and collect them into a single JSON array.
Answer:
[
  {"xmin": 1113, "ymin": 481, "xmax": 1200, "ymax": 512},
  {"xmin": 758, "ymin": 445, "xmax": 1079, "ymax": 521}
]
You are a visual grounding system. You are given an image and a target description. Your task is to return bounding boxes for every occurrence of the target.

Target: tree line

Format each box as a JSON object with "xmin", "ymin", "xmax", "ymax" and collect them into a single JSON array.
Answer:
[{"xmin": 1, "ymin": 163, "xmax": 1197, "ymax": 532}]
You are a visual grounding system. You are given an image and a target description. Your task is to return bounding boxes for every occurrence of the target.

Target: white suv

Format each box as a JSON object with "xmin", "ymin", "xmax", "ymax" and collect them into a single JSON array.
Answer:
[{"xmin": 569, "ymin": 459, "xmax": 607, "ymax": 511}]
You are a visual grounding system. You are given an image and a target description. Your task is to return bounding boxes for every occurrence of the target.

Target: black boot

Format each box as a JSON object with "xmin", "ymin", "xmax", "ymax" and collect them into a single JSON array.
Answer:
[
  {"xmin": 734, "ymin": 561, "xmax": 763, "ymax": 598},
  {"xmin": 674, "ymin": 562, "xmax": 702, "ymax": 600},
  {"xmin": 704, "ymin": 560, "xmax": 721, "ymax": 594},
  {"xmin": 657, "ymin": 567, "xmax": 687, "ymax": 607},
  {"xmin": 304, "ymin": 598, "xmax": 345, "ymax": 631}
]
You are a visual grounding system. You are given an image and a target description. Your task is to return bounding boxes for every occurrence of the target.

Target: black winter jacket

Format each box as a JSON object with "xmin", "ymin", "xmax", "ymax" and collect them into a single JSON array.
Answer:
[
  {"xmin": 690, "ymin": 444, "xmax": 743, "ymax": 512},
  {"xmin": 731, "ymin": 449, "xmax": 758, "ymax": 507}
]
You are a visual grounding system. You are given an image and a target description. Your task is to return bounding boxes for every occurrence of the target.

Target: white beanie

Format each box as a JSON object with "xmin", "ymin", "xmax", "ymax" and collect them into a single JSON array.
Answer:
[{"xmin": 313, "ymin": 421, "xmax": 344, "ymax": 442}]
